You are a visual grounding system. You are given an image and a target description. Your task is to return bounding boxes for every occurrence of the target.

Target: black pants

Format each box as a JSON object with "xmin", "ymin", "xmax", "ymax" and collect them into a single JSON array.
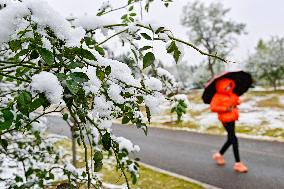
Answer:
[{"xmin": 219, "ymin": 121, "xmax": 240, "ymax": 162}]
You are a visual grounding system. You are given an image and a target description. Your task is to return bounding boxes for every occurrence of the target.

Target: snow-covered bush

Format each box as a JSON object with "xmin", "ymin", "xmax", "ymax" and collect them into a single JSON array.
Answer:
[
  {"xmin": 171, "ymin": 94, "xmax": 189, "ymax": 123},
  {"xmin": 0, "ymin": 0, "xmax": 226, "ymax": 188}
]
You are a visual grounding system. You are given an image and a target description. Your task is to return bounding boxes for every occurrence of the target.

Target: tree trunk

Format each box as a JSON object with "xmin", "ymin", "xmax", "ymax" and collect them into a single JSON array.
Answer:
[
  {"xmin": 71, "ymin": 127, "xmax": 77, "ymax": 167},
  {"xmin": 208, "ymin": 58, "xmax": 215, "ymax": 78},
  {"xmin": 67, "ymin": 116, "xmax": 77, "ymax": 167},
  {"xmin": 272, "ymin": 81, "xmax": 277, "ymax": 91}
]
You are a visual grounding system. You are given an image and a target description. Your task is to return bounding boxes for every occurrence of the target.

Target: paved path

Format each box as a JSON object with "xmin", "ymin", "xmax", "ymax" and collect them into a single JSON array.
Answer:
[{"xmin": 47, "ymin": 116, "xmax": 284, "ymax": 189}]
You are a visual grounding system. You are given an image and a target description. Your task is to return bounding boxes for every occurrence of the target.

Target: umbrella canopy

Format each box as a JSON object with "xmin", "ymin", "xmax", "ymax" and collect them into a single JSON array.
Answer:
[{"xmin": 202, "ymin": 71, "xmax": 253, "ymax": 104}]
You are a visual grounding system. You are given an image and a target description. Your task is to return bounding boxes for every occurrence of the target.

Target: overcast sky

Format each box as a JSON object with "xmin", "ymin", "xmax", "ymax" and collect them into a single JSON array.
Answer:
[{"xmin": 46, "ymin": 0, "xmax": 284, "ymax": 68}]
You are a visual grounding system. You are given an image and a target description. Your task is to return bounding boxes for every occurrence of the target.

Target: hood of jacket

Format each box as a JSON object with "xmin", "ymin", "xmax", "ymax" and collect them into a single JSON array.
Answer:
[{"xmin": 215, "ymin": 78, "xmax": 235, "ymax": 94}]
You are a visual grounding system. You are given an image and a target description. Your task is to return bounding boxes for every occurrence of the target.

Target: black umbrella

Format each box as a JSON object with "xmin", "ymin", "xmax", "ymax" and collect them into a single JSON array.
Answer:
[{"xmin": 202, "ymin": 71, "xmax": 253, "ymax": 104}]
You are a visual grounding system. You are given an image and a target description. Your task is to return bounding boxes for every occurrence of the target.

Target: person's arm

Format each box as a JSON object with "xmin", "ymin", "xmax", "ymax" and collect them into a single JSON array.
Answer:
[
  {"xmin": 210, "ymin": 95, "xmax": 229, "ymax": 113},
  {"xmin": 233, "ymin": 95, "xmax": 241, "ymax": 106}
]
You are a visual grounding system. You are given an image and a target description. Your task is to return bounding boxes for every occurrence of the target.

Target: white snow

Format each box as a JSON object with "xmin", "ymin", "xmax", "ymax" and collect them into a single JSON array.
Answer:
[
  {"xmin": 30, "ymin": 71, "xmax": 63, "ymax": 104},
  {"xmin": 75, "ymin": 14, "xmax": 111, "ymax": 30},
  {"xmin": 144, "ymin": 77, "xmax": 163, "ymax": 91},
  {"xmin": 173, "ymin": 94, "xmax": 190, "ymax": 106},
  {"xmin": 31, "ymin": 116, "xmax": 48, "ymax": 133},
  {"xmin": 107, "ymin": 83, "xmax": 125, "ymax": 104},
  {"xmin": 0, "ymin": 0, "xmax": 85, "ymax": 46},
  {"xmin": 115, "ymin": 137, "xmax": 140, "ymax": 153},
  {"xmin": 64, "ymin": 162, "xmax": 78, "ymax": 176},
  {"xmin": 128, "ymin": 23, "xmax": 139, "ymax": 34},
  {"xmin": 25, "ymin": 0, "xmax": 85, "ymax": 47},
  {"xmin": 0, "ymin": 0, "xmax": 29, "ymax": 44},
  {"xmin": 98, "ymin": 119, "xmax": 112, "ymax": 129},
  {"xmin": 92, "ymin": 95, "xmax": 114, "ymax": 118},
  {"xmin": 144, "ymin": 92, "xmax": 166, "ymax": 114}
]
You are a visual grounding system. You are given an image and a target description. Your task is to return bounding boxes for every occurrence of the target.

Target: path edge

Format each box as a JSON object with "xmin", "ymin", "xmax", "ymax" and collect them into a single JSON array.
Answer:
[{"xmin": 139, "ymin": 161, "xmax": 220, "ymax": 189}]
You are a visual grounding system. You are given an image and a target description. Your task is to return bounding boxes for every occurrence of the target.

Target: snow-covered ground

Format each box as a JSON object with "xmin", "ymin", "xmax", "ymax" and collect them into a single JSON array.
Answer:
[{"xmin": 149, "ymin": 91, "xmax": 284, "ymax": 139}]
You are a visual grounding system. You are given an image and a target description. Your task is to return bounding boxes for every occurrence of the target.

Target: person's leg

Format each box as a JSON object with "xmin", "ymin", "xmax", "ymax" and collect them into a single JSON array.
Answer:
[
  {"xmin": 219, "ymin": 122, "xmax": 232, "ymax": 155},
  {"xmin": 213, "ymin": 122, "xmax": 231, "ymax": 165},
  {"xmin": 229, "ymin": 122, "xmax": 248, "ymax": 172},
  {"xmin": 228, "ymin": 122, "xmax": 241, "ymax": 162}
]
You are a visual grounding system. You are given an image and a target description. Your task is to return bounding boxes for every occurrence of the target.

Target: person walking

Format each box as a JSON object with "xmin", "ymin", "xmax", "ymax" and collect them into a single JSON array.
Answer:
[{"xmin": 202, "ymin": 71, "xmax": 252, "ymax": 173}]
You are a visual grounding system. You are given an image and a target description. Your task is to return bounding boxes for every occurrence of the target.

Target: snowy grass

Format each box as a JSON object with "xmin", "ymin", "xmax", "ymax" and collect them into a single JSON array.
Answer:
[
  {"xmin": 50, "ymin": 139, "xmax": 203, "ymax": 189},
  {"xmin": 149, "ymin": 90, "xmax": 284, "ymax": 141}
]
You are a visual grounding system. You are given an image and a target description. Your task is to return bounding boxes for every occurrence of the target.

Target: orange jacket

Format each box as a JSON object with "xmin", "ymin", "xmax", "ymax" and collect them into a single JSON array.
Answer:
[{"xmin": 210, "ymin": 78, "xmax": 240, "ymax": 123}]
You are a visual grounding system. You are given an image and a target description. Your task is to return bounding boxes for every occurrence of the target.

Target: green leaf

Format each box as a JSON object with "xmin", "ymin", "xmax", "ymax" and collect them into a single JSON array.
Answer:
[
  {"xmin": 102, "ymin": 132, "xmax": 111, "ymax": 150},
  {"xmin": 17, "ymin": 91, "xmax": 32, "ymax": 116},
  {"xmin": 105, "ymin": 66, "xmax": 111, "ymax": 75},
  {"xmin": 122, "ymin": 116, "xmax": 130, "ymax": 124},
  {"xmin": 96, "ymin": 68, "xmax": 105, "ymax": 81},
  {"xmin": 140, "ymin": 33, "xmax": 152, "ymax": 40},
  {"xmin": 0, "ymin": 109, "xmax": 14, "ymax": 130},
  {"xmin": 2, "ymin": 109, "xmax": 13, "ymax": 121},
  {"xmin": 95, "ymin": 46, "xmax": 105, "ymax": 56},
  {"xmin": 25, "ymin": 168, "xmax": 34, "ymax": 178},
  {"xmin": 74, "ymin": 48, "xmax": 97, "ymax": 61},
  {"xmin": 15, "ymin": 176, "xmax": 23, "ymax": 182},
  {"xmin": 155, "ymin": 27, "xmax": 165, "ymax": 34},
  {"xmin": 38, "ymin": 48, "xmax": 54, "ymax": 65},
  {"xmin": 9, "ymin": 40, "xmax": 22, "ymax": 52},
  {"xmin": 131, "ymin": 173, "xmax": 137, "ymax": 184},
  {"xmin": 84, "ymin": 37, "xmax": 96, "ymax": 47},
  {"xmin": 30, "ymin": 98, "xmax": 42, "ymax": 112},
  {"xmin": 129, "ymin": 13, "xmax": 136, "ymax": 17},
  {"xmin": 173, "ymin": 49, "xmax": 181, "ymax": 63},
  {"xmin": 30, "ymin": 50, "xmax": 39, "ymax": 59},
  {"xmin": 166, "ymin": 41, "xmax": 176, "ymax": 53},
  {"xmin": 14, "ymin": 49, "xmax": 29, "ymax": 59},
  {"xmin": 93, "ymin": 151, "xmax": 103, "ymax": 162},
  {"xmin": 0, "ymin": 139, "xmax": 8, "ymax": 151},
  {"xmin": 63, "ymin": 113, "xmax": 68, "ymax": 121},
  {"xmin": 166, "ymin": 41, "xmax": 181, "ymax": 63},
  {"xmin": 143, "ymin": 52, "xmax": 155, "ymax": 69},
  {"xmin": 81, "ymin": 171, "xmax": 87, "ymax": 178},
  {"xmin": 140, "ymin": 46, "xmax": 152, "ymax": 51},
  {"xmin": 38, "ymin": 94, "xmax": 50, "ymax": 109},
  {"xmin": 131, "ymin": 49, "xmax": 138, "ymax": 62},
  {"xmin": 70, "ymin": 72, "xmax": 89, "ymax": 83},
  {"xmin": 67, "ymin": 62, "xmax": 84, "ymax": 69},
  {"xmin": 56, "ymin": 73, "xmax": 68, "ymax": 81},
  {"xmin": 66, "ymin": 80, "xmax": 80, "ymax": 94},
  {"xmin": 136, "ymin": 96, "xmax": 143, "ymax": 104},
  {"xmin": 94, "ymin": 162, "xmax": 103, "ymax": 172},
  {"xmin": 121, "ymin": 14, "xmax": 128, "ymax": 20},
  {"xmin": 128, "ymin": 6, "xmax": 134, "ymax": 11}
]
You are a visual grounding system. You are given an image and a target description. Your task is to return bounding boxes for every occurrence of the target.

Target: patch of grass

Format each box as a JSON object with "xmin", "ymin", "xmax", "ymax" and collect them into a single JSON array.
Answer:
[
  {"xmin": 263, "ymin": 128, "xmax": 284, "ymax": 138},
  {"xmin": 102, "ymin": 165, "xmax": 204, "ymax": 189},
  {"xmin": 53, "ymin": 138, "xmax": 203, "ymax": 189},
  {"xmin": 187, "ymin": 91, "xmax": 203, "ymax": 104},
  {"xmin": 248, "ymin": 90, "xmax": 284, "ymax": 96},
  {"xmin": 236, "ymin": 126, "xmax": 255, "ymax": 134},
  {"xmin": 162, "ymin": 121, "xmax": 199, "ymax": 129},
  {"xmin": 256, "ymin": 96, "xmax": 284, "ymax": 108},
  {"xmin": 205, "ymin": 125, "xmax": 224, "ymax": 134}
]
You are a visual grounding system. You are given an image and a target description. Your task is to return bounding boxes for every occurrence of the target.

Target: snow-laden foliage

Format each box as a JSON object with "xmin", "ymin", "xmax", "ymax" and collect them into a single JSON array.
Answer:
[
  {"xmin": 245, "ymin": 37, "xmax": 284, "ymax": 90},
  {"xmin": 0, "ymin": 0, "xmax": 225, "ymax": 188},
  {"xmin": 171, "ymin": 94, "xmax": 189, "ymax": 123},
  {"xmin": 181, "ymin": 1, "xmax": 246, "ymax": 77}
]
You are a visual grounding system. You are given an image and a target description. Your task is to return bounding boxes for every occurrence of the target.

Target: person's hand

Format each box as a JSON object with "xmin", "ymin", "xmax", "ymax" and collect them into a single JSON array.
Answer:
[{"xmin": 227, "ymin": 106, "xmax": 233, "ymax": 112}]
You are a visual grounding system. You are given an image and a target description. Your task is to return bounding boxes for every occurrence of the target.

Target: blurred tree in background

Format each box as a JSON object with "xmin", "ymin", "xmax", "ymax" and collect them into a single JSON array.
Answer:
[
  {"xmin": 246, "ymin": 37, "xmax": 284, "ymax": 90},
  {"xmin": 181, "ymin": 1, "xmax": 246, "ymax": 77}
]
